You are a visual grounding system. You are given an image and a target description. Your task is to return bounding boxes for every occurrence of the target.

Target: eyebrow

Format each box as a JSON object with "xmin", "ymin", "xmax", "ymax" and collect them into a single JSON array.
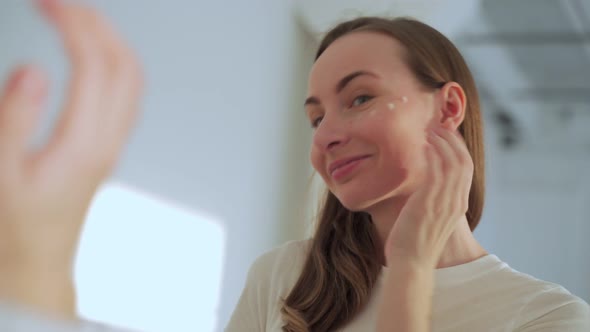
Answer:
[{"xmin": 304, "ymin": 70, "xmax": 379, "ymax": 107}]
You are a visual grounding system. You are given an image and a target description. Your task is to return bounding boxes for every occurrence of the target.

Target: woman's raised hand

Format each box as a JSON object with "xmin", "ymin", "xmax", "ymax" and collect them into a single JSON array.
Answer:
[
  {"xmin": 377, "ymin": 127, "xmax": 474, "ymax": 331},
  {"xmin": 384, "ymin": 126, "xmax": 474, "ymax": 268},
  {"xmin": 0, "ymin": 0, "xmax": 143, "ymax": 317}
]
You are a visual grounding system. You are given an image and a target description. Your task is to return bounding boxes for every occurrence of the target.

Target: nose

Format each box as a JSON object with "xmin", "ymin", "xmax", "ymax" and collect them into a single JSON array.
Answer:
[{"xmin": 312, "ymin": 113, "xmax": 350, "ymax": 152}]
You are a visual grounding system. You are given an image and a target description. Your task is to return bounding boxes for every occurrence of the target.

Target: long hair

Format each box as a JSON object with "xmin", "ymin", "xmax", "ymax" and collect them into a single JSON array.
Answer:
[{"xmin": 281, "ymin": 16, "xmax": 485, "ymax": 332}]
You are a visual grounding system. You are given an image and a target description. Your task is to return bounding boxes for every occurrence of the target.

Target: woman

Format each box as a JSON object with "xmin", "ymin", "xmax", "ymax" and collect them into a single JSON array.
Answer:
[
  {"xmin": 224, "ymin": 16, "xmax": 590, "ymax": 332},
  {"xmin": 0, "ymin": 0, "xmax": 588, "ymax": 331}
]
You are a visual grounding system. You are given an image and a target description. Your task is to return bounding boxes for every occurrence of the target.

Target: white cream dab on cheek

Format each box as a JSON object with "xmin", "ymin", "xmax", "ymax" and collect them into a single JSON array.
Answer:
[{"xmin": 387, "ymin": 97, "xmax": 408, "ymax": 111}]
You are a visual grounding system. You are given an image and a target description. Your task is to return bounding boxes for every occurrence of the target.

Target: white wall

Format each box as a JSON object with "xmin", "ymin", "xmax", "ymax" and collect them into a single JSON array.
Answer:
[
  {"xmin": 479, "ymin": 117, "xmax": 590, "ymax": 302},
  {"xmin": 0, "ymin": 0, "xmax": 316, "ymax": 330}
]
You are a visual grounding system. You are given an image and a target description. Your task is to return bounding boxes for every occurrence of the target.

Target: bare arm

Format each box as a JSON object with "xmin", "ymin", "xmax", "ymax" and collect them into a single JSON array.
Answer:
[{"xmin": 376, "ymin": 258, "xmax": 434, "ymax": 332}]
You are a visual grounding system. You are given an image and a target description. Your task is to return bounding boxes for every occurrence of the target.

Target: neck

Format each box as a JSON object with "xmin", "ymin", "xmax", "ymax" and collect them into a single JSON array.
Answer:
[{"xmin": 367, "ymin": 195, "xmax": 487, "ymax": 268}]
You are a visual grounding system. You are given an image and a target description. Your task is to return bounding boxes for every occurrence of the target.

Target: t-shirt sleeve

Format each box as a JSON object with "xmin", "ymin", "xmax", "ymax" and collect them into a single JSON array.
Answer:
[
  {"xmin": 515, "ymin": 287, "xmax": 590, "ymax": 332},
  {"xmin": 224, "ymin": 255, "xmax": 271, "ymax": 332},
  {"xmin": 0, "ymin": 301, "xmax": 137, "ymax": 332}
]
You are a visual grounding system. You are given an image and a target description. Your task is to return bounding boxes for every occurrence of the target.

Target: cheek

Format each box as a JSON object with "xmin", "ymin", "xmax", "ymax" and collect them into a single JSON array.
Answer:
[
  {"xmin": 381, "ymin": 130, "xmax": 429, "ymax": 188},
  {"xmin": 344, "ymin": 109, "xmax": 384, "ymax": 133},
  {"xmin": 369, "ymin": 112, "xmax": 427, "ymax": 175},
  {"xmin": 356, "ymin": 106, "xmax": 407, "ymax": 144},
  {"xmin": 310, "ymin": 148, "xmax": 326, "ymax": 177}
]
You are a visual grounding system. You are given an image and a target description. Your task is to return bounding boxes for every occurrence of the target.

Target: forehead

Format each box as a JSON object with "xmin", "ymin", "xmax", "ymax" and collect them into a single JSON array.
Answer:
[{"xmin": 307, "ymin": 31, "xmax": 408, "ymax": 93}]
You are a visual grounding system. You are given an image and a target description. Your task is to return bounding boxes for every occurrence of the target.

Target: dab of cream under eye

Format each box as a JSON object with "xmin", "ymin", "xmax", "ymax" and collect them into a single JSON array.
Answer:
[{"xmin": 387, "ymin": 96, "xmax": 408, "ymax": 111}]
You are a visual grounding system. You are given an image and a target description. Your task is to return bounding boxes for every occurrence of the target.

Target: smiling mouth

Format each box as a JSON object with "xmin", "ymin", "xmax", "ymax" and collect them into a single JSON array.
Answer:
[{"xmin": 329, "ymin": 155, "xmax": 371, "ymax": 180}]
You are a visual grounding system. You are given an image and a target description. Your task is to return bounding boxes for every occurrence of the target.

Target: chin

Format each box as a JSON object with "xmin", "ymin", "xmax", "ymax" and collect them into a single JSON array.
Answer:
[
  {"xmin": 338, "ymin": 192, "xmax": 402, "ymax": 214},
  {"xmin": 338, "ymin": 198, "xmax": 372, "ymax": 212},
  {"xmin": 333, "ymin": 176, "xmax": 414, "ymax": 212}
]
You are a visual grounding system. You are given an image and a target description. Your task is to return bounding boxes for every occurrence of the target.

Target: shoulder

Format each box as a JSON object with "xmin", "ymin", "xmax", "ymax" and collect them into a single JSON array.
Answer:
[
  {"xmin": 514, "ymin": 282, "xmax": 590, "ymax": 330},
  {"xmin": 225, "ymin": 239, "xmax": 312, "ymax": 331},
  {"xmin": 246, "ymin": 238, "xmax": 311, "ymax": 287},
  {"xmin": 492, "ymin": 263, "xmax": 590, "ymax": 330}
]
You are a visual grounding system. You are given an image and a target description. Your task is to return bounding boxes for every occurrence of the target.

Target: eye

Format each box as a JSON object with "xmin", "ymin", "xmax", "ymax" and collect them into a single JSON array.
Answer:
[
  {"xmin": 311, "ymin": 116, "xmax": 323, "ymax": 129},
  {"xmin": 351, "ymin": 95, "xmax": 373, "ymax": 107}
]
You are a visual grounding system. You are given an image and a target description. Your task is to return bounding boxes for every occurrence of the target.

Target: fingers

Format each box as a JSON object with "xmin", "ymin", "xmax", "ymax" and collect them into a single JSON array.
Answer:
[
  {"xmin": 81, "ymin": 6, "xmax": 144, "ymax": 158},
  {"xmin": 433, "ymin": 128, "xmax": 474, "ymax": 196},
  {"xmin": 36, "ymin": 0, "xmax": 143, "ymax": 174},
  {"xmin": 427, "ymin": 127, "xmax": 473, "ymax": 214},
  {"xmin": 0, "ymin": 66, "xmax": 48, "ymax": 162},
  {"xmin": 38, "ymin": 0, "xmax": 106, "ymax": 154},
  {"xmin": 428, "ymin": 128, "xmax": 457, "ymax": 173},
  {"xmin": 423, "ymin": 132, "xmax": 443, "ymax": 205},
  {"xmin": 72, "ymin": 7, "xmax": 143, "ymax": 142},
  {"xmin": 433, "ymin": 128, "xmax": 472, "ymax": 167}
]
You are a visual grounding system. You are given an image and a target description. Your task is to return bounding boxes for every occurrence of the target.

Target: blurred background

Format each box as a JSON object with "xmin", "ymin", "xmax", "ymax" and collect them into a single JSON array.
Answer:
[{"xmin": 0, "ymin": 0, "xmax": 589, "ymax": 331}]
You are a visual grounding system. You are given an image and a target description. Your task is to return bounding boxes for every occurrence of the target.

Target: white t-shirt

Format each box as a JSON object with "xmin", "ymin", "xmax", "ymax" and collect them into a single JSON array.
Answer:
[{"xmin": 225, "ymin": 239, "xmax": 590, "ymax": 331}]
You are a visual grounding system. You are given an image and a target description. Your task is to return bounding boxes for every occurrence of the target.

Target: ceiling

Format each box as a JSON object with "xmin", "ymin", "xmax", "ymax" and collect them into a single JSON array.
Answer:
[{"xmin": 296, "ymin": 0, "xmax": 590, "ymax": 153}]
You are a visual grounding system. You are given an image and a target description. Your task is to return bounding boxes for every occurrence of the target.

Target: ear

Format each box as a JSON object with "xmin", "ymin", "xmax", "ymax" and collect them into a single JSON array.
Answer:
[{"xmin": 438, "ymin": 82, "xmax": 466, "ymax": 131}]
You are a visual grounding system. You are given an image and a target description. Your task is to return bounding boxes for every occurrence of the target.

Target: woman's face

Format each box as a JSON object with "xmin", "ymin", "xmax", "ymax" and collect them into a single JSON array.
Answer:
[{"xmin": 306, "ymin": 32, "xmax": 443, "ymax": 211}]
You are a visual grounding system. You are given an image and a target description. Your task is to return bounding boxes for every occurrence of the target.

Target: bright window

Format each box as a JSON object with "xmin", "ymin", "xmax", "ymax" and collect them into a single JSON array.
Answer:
[{"xmin": 74, "ymin": 182, "xmax": 225, "ymax": 332}]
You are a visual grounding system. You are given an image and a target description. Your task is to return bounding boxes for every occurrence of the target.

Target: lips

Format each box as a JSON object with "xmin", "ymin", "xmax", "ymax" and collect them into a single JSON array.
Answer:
[{"xmin": 328, "ymin": 155, "xmax": 371, "ymax": 176}]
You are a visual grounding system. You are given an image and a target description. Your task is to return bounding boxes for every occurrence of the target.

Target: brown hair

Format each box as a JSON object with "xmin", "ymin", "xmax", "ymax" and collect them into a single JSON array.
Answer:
[{"xmin": 281, "ymin": 17, "xmax": 485, "ymax": 331}]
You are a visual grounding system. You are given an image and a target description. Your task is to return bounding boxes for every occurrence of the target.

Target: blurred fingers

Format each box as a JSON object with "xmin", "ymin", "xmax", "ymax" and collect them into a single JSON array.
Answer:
[
  {"xmin": 37, "ymin": 0, "xmax": 143, "ymax": 177},
  {"xmin": 79, "ymin": 6, "xmax": 144, "ymax": 161},
  {"xmin": 0, "ymin": 67, "xmax": 48, "ymax": 165},
  {"xmin": 39, "ymin": 0, "xmax": 108, "ymax": 159}
]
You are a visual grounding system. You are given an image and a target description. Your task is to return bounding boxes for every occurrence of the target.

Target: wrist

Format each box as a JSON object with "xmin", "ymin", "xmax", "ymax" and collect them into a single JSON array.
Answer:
[
  {"xmin": 0, "ymin": 266, "xmax": 77, "ymax": 320},
  {"xmin": 386, "ymin": 251, "xmax": 438, "ymax": 271},
  {"xmin": 379, "ymin": 252, "xmax": 435, "ymax": 332}
]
